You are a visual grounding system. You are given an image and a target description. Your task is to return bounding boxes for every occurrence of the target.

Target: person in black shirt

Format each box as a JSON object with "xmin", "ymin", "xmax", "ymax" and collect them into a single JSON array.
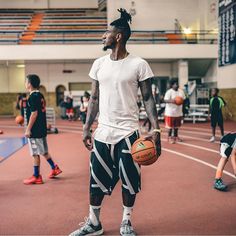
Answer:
[
  {"xmin": 23, "ymin": 74, "xmax": 62, "ymax": 185},
  {"xmin": 19, "ymin": 93, "xmax": 28, "ymax": 117},
  {"xmin": 209, "ymin": 88, "xmax": 232, "ymax": 142},
  {"xmin": 65, "ymin": 96, "xmax": 74, "ymax": 121}
]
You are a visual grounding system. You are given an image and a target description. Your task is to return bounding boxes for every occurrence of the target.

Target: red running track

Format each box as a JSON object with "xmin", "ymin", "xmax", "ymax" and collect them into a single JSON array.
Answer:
[{"xmin": 0, "ymin": 118, "xmax": 236, "ymax": 235}]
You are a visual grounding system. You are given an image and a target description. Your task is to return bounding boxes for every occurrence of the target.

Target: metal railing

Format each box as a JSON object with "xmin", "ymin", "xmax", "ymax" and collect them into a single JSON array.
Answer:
[{"xmin": 0, "ymin": 30, "xmax": 218, "ymax": 45}]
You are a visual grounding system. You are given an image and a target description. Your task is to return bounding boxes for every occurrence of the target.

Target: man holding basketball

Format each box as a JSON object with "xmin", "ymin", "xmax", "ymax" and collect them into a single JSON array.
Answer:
[
  {"xmin": 70, "ymin": 9, "xmax": 161, "ymax": 236},
  {"xmin": 164, "ymin": 79, "xmax": 185, "ymax": 144}
]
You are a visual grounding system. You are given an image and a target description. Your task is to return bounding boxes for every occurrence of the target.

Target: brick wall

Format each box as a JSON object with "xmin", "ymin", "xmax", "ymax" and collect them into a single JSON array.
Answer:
[
  {"xmin": 0, "ymin": 92, "xmax": 58, "ymax": 116},
  {"xmin": 0, "ymin": 93, "xmax": 19, "ymax": 115},
  {"xmin": 220, "ymin": 88, "xmax": 236, "ymax": 122},
  {"xmin": 2, "ymin": 89, "xmax": 235, "ymax": 121}
]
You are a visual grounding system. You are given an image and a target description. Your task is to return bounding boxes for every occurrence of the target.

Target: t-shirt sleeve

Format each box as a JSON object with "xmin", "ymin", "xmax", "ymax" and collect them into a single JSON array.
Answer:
[
  {"xmin": 29, "ymin": 95, "xmax": 38, "ymax": 112},
  {"xmin": 138, "ymin": 60, "xmax": 154, "ymax": 82},
  {"xmin": 89, "ymin": 59, "xmax": 100, "ymax": 81},
  {"xmin": 164, "ymin": 90, "xmax": 171, "ymax": 100},
  {"xmin": 221, "ymin": 96, "xmax": 227, "ymax": 106}
]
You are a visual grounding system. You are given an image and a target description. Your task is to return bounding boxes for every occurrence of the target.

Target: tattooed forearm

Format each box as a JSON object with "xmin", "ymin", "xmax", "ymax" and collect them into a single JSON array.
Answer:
[
  {"xmin": 139, "ymin": 79, "xmax": 160, "ymax": 129},
  {"xmin": 84, "ymin": 80, "xmax": 99, "ymax": 130}
]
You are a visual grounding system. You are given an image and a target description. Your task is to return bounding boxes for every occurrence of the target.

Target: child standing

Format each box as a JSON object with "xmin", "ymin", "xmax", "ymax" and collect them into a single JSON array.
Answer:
[
  {"xmin": 23, "ymin": 74, "xmax": 62, "ymax": 185},
  {"xmin": 209, "ymin": 88, "xmax": 232, "ymax": 142},
  {"xmin": 214, "ymin": 132, "xmax": 236, "ymax": 191},
  {"xmin": 80, "ymin": 92, "xmax": 90, "ymax": 125}
]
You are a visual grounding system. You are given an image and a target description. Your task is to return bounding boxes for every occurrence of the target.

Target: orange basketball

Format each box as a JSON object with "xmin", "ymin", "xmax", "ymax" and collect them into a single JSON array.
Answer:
[
  {"xmin": 131, "ymin": 138, "xmax": 158, "ymax": 166},
  {"xmin": 175, "ymin": 96, "xmax": 184, "ymax": 105},
  {"xmin": 0, "ymin": 130, "xmax": 3, "ymax": 134},
  {"xmin": 15, "ymin": 115, "xmax": 24, "ymax": 125}
]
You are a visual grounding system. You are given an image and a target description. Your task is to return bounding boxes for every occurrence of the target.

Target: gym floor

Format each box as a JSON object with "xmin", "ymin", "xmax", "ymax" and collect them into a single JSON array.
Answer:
[{"xmin": 0, "ymin": 118, "xmax": 235, "ymax": 235}]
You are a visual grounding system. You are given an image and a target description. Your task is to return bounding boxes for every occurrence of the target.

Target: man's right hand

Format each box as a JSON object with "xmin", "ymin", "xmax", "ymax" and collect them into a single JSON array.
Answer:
[{"xmin": 83, "ymin": 128, "xmax": 93, "ymax": 151}]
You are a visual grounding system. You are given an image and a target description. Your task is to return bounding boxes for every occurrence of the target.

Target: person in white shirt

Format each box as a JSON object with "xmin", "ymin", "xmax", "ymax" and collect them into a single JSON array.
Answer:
[
  {"xmin": 164, "ymin": 79, "xmax": 185, "ymax": 144},
  {"xmin": 69, "ymin": 8, "xmax": 161, "ymax": 236}
]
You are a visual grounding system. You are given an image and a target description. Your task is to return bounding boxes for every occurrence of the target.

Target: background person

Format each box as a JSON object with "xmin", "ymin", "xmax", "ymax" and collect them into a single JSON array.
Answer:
[
  {"xmin": 209, "ymin": 88, "xmax": 232, "ymax": 142},
  {"xmin": 164, "ymin": 78, "xmax": 185, "ymax": 144},
  {"xmin": 214, "ymin": 132, "xmax": 236, "ymax": 191}
]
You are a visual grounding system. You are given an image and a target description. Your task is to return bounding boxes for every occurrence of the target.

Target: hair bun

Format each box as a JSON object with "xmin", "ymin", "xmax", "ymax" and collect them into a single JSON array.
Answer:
[{"xmin": 117, "ymin": 8, "xmax": 132, "ymax": 24}]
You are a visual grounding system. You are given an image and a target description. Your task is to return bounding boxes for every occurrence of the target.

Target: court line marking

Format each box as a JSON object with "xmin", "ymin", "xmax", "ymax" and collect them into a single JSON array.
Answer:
[
  {"xmin": 163, "ymin": 148, "xmax": 236, "ymax": 179},
  {"xmin": 178, "ymin": 134, "xmax": 220, "ymax": 144},
  {"xmin": 34, "ymin": 127, "xmax": 236, "ymax": 179},
  {"xmin": 175, "ymin": 141, "xmax": 219, "ymax": 153},
  {"xmin": 175, "ymin": 126, "xmax": 232, "ymax": 134}
]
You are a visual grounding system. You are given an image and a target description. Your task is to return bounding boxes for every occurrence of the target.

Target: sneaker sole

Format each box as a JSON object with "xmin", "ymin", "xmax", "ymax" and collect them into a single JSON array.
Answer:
[
  {"xmin": 83, "ymin": 229, "xmax": 104, "ymax": 236},
  {"xmin": 24, "ymin": 181, "xmax": 44, "ymax": 185},
  {"xmin": 214, "ymin": 186, "xmax": 227, "ymax": 191}
]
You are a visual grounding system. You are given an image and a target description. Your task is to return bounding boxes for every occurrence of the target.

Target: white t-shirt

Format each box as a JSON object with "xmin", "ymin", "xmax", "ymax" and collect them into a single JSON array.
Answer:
[
  {"xmin": 164, "ymin": 88, "xmax": 185, "ymax": 117},
  {"xmin": 89, "ymin": 54, "xmax": 154, "ymax": 144}
]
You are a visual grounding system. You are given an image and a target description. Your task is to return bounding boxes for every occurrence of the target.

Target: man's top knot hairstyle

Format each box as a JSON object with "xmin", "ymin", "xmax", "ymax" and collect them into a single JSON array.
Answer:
[
  {"xmin": 117, "ymin": 8, "xmax": 132, "ymax": 24},
  {"xmin": 110, "ymin": 8, "xmax": 132, "ymax": 42}
]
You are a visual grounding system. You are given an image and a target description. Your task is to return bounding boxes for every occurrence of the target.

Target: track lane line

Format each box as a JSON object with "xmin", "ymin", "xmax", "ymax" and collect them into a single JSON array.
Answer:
[
  {"xmin": 174, "ymin": 141, "xmax": 218, "ymax": 153},
  {"xmin": 163, "ymin": 148, "xmax": 236, "ymax": 179}
]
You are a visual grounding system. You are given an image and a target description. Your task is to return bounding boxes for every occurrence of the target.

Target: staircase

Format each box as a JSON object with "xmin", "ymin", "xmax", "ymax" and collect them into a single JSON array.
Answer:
[{"xmin": 19, "ymin": 13, "xmax": 44, "ymax": 44}]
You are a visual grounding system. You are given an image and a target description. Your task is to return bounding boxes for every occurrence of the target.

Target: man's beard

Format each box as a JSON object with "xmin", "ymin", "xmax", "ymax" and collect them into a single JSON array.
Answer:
[
  {"xmin": 103, "ymin": 45, "xmax": 109, "ymax": 51},
  {"xmin": 103, "ymin": 42, "xmax": 115, "ymax": 51}
]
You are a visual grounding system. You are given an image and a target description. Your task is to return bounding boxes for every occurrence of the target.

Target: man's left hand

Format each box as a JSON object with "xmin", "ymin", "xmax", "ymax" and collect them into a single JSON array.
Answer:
[{"xmin": 144, "ymin": 132, "xmax": 161, "ymax": 157}]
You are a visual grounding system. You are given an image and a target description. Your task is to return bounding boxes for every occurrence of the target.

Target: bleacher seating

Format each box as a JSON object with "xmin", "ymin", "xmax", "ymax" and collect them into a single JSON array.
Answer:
[
  {"xmin": 0, "ymin": 9, "xmax": 217, "ymax": 45},
  {"xmin": 139, "ymin": 104, "xmax": 209, "ymax": 123}
]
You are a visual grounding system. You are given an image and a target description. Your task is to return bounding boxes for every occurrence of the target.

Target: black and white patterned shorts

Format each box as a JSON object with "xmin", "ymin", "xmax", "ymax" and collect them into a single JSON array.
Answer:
[{"xmin": 90, "ymin": 131, "xmax": 141, "ymax": 196}]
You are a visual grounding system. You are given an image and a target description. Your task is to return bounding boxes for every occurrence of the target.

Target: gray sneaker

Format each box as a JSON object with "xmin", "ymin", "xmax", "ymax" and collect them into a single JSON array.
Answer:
[
  {"xmin": 69, "ymin": 217, "xmax": 103, "ymax": 236},
  {"xmin": 120, "ymin": 220, "xmax": 136, "ymax": 236},
  {"xmin": 214, "ymin": 178, "xmax": 227, "ymax": 191},
  {"xmin": 209, "ymin": 136, "xmax": 215, "ymax": 142}
]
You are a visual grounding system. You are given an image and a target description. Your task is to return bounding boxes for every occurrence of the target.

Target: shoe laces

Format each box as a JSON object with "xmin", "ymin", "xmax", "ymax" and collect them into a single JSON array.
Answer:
[
  {"xmin": 78, "ymin": 217, "xmax": 91, "ymax": 230},
  {"xmin": 121, "ymin": 220, "xmax": 135, "ymax": 235}
]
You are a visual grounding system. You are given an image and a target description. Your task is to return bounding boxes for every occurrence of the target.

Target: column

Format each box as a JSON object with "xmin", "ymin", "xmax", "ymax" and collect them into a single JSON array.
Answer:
[{"xmin": 178, "ymin": 60, "xmax": 188, "ymax": 89}]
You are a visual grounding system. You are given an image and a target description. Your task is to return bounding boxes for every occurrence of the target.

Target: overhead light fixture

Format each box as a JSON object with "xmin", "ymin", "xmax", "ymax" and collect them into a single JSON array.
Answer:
[
  {"xmin": 183, "ymin": 27, "xmax": 192, "ymax": 35},
  {"xmin": 17, "ymin": 64, "xmax": 25, "ymax": 68}
]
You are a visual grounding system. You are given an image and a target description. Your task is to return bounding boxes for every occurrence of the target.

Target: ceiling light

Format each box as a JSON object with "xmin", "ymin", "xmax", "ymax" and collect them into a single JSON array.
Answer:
[
  {"xmin": 17, "ymin": 64, "xmax": 25, "ymax": 68},
  {"xmin": 183, "ymin": 27, "xmax": 192, "ymax": 35}
]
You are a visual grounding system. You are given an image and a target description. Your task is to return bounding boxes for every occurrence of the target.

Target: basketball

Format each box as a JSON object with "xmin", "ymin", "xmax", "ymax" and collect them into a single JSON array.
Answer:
[
  {"xmin": 175, "ymin": 96, "xmax": 184, "ymax": 105},
  {"xmin": 0, "ymin": 130, "xmax": 3, "ymax": 134},
  {"xmin": 131, "ymin": 138, "xmax": 158, "ymax": 166},
  {"xmin": 15, "ymin": 115, "xmax": 24, "ymax": 125}
]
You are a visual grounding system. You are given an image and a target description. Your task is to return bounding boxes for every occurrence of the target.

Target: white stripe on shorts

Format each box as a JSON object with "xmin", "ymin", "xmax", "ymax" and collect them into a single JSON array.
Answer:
[
  {"xmin": 90, "ymin": 163, "xmax": 109, "ymax": 193},
  {"xmin": 93, "ymin": 144, "xmax": 113, "ymax": 178},
  {"xmin": 119, "ymin": 159, "xmax": 135, "ymax": 195}
]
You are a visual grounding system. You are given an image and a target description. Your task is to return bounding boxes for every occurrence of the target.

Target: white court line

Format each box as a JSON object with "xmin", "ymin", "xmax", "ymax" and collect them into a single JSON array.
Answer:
[
  {"xmin": 159, "ymin": 131, "xmax": 220, "ymax": 144},
  {"xmin": 163, "ymin": 148, "xmax": 236, "ymax": 179},
  {"xmin": 179, "ymin": 134, "xmax": 220, "ymax": 144},
  {"xmin": 173, "ymin": 129, "xmax": 221, "ymax": 138},
  {"xmin": 0, "ymin": 125, "xmax": 23, "ymax": 129},
  {"xmin": 59, "ymin": 128, "xmax": 83, "ymax": 134},
  {"xmin": 40, "ymin": 127, "xmax": 236, "ymax": 180},
  {"xmin": 176, "ymin": 141, "xmax": 218, "ymax": 153},
  {"xmin": 178, "ymin": 126, "xmax": 232, "ymax": 134},
  {"xmin": 56, "ymin": 125, "xmax": 83, "ymax": 129},
  {"xmin": 0, "ymin": 140, "xmax": 6, "ymax": 144}
]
